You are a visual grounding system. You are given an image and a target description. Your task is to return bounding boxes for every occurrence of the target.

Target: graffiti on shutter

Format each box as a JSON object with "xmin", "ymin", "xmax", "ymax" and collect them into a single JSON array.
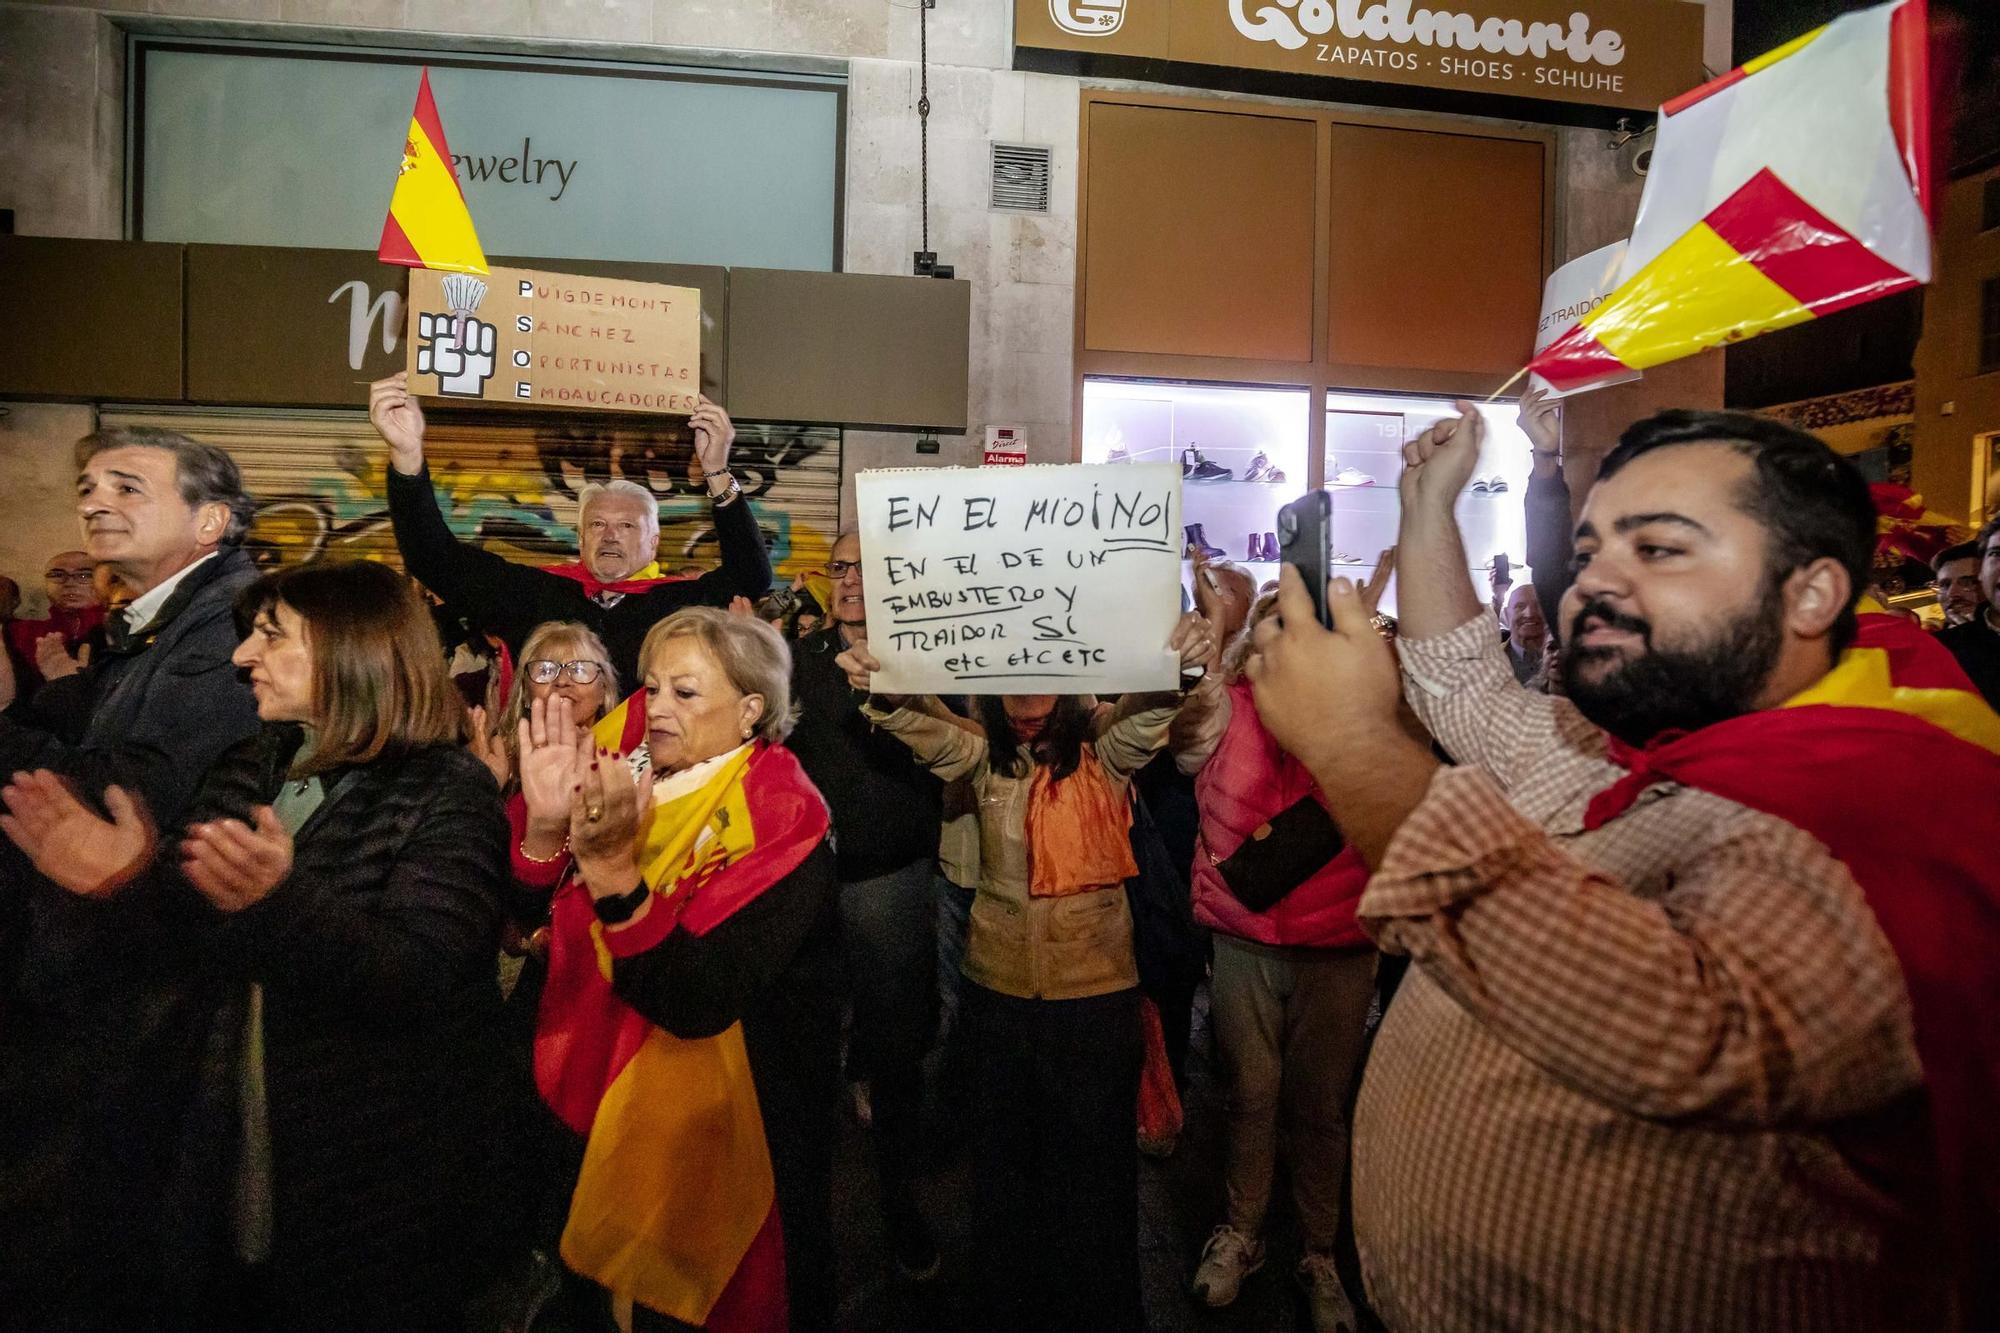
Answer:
[{"xmin": 99, "ymin": 409, "xmax": 842, "ymax": 582}]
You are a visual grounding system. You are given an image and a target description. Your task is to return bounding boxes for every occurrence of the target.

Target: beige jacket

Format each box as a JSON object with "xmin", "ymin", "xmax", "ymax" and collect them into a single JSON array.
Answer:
[{"xmin": 863, "ymin": 699, "xmax": 1177, "ymax": 1001}]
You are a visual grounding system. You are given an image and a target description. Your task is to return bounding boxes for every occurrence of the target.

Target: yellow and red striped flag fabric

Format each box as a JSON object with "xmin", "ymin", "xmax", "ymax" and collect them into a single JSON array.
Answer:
[
  {"xmin": 1529, "ymin": 0, "xmax": 1931, "ymax": 394},
  {"xmin": 377, "ymin": 68, "xmax": 488, "ymax": 275}
]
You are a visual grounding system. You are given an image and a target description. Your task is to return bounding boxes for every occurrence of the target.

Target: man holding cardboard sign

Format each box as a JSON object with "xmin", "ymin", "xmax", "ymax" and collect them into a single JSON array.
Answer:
[{"xmin": 368, "ymin": 373, "xmax": 769, "ymax": 684}]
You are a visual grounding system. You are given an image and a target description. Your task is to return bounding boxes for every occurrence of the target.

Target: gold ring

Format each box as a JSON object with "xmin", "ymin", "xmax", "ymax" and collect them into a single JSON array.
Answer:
[{"xmin": 585, "ymin": 803, "xmax": 604, "ymax": 822}]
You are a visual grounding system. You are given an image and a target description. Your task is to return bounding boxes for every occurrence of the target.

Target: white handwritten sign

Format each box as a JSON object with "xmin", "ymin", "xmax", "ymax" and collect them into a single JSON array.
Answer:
[
  {"xmin": 1531, "ymin": 239, "xmax": 1640, "ymax": 398},
  {"xmin": 856, "ymin": 464, "xmax": 1184, "ymax": 695}
]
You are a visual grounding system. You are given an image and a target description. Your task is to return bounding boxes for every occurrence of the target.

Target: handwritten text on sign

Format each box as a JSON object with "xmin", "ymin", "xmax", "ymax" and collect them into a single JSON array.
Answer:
[
  {"xmin": 406, "ymin": 265, "xmax": 701, "ymax": 415},
  {"xmin": 856, "ymin": 464, "xmax": 1184, "ymax": 695}
]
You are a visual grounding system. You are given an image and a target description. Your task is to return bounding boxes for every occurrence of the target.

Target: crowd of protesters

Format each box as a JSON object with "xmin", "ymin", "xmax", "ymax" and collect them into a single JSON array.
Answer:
[{"xmin": 1, "ymin": 369, "xmax": 1997, "ymax": 1333}]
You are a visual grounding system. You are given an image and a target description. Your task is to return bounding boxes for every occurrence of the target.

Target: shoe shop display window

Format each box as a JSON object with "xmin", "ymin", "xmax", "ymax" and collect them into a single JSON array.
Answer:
[
  {"xmin": 1081, "ymin": 377, "xmax": 1309, "ymax": 576},
  {"xmin": 1324, "ymin": 390, "xmax": 1534, "ymax": 617}
]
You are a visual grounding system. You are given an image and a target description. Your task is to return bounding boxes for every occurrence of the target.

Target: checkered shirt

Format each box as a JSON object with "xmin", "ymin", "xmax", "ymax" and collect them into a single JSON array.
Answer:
[{"xmin": 1350, "ymin": 613, "xmax": 1935, "ymax": 1333}]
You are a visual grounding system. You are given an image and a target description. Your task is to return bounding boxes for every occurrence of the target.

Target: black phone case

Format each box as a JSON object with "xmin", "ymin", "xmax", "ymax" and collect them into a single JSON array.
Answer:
[
  {"xmin": 1275, "ymin": 491, "xmax": 1334, "ymax": 628},
  {"xmin": 1216, "ymin": 796, "xmax": 1346, "ymax": 913}
]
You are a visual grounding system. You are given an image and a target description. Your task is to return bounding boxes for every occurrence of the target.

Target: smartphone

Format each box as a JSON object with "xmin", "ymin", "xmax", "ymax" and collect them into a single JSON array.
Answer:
[
  {"xmin": 1274, "ymin": 491, "xmax": 1334, "ymax": 628},
  {"xmin": 1493, "ymin": 552, "xmax": 1511, "ymax": 583}
]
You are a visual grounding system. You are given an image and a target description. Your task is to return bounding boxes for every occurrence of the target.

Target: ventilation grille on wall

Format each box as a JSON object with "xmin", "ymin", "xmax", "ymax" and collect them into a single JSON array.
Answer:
[{"xmin": 990, "ymin": 142, "xmax": 1052, "ymax": 213}]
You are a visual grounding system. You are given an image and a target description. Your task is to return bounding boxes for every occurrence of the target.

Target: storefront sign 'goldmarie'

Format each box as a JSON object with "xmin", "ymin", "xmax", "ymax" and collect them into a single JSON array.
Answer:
[
  {"xmin": 1228, "ymin": 0, "xmax": 1628, "ymax": 67},
  {"xmin": 1021, "ymin": 0, "xmax": 1704, "ymax": 113}
]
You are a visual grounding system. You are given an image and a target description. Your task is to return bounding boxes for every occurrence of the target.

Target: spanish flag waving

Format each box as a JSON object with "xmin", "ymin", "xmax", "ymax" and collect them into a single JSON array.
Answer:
[{"xmin": 377, "ymin": 68, "xmax": 488, "ymax": 275}]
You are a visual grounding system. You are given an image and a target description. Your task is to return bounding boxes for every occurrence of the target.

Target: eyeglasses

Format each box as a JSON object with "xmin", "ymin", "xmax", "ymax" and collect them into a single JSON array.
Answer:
[
  {"xmin": 829, "ymin": 560, "xmax": 861, "ymax": 578},
  {"xmin": 44, "ymin": 570, "xmax": 94, "ymax": 585},
  {"xmin": 525, "ymin": 659, "xmax": 606, "ymax": 685}
]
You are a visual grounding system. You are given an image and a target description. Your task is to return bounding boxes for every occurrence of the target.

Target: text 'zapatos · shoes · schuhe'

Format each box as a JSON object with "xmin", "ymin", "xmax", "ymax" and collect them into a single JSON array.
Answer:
[{"xmin": 1182, "ymin": 446, "xmax": 1233, "ymax": 483}]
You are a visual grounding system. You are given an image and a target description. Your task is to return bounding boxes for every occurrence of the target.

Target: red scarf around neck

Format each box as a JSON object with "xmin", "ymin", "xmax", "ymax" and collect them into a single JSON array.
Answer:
[
  {"xmin": 1584, "ymin": 611, "xmax": 2000, "ymax": 1319},
  {"xmin": 544, "ymin": 560, "xmax": 693, "ymax": 601}
]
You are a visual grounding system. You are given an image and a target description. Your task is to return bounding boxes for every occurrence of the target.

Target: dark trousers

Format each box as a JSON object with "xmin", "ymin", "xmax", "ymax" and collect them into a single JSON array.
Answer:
[
  {"xmin": 964, "ymin": 983, "xmax": 1144, "ymax": 1333},
  {"xmin": 839, "ymin": 860, "xmax": 940, "ymax": 1224}
]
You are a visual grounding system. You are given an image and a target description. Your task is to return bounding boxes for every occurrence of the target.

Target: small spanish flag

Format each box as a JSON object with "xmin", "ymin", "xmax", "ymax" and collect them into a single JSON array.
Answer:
[{"xmin": 377, "ymin": 68, "xmax": 488, "ymax": 275}]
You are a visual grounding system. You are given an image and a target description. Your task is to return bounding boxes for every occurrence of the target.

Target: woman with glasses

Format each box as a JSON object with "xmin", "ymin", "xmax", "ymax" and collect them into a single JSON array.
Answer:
[{"xmin": 0, "ymin": 560, "xmax": 510, "ymax": 1329}]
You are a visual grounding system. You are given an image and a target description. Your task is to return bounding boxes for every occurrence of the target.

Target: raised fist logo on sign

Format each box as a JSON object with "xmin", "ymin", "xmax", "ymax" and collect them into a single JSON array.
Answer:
[
  {"xmin": 416, "ymin": 312, "xmax": 497, "ymax": 396},
  {"xmin": 417, "ymin": 273, "xmax": 497, "ymax": 398}
]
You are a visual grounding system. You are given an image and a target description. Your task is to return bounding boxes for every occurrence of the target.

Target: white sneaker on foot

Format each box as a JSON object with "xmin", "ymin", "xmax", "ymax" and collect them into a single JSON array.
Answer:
[
  {"xmin": 1190, "ymin": 1224, "xmax": 1265, "ymax": 1308},
  {"xmin": 1297, "ymin": 1251, "xmax": 1358, "ymax": 1333}
]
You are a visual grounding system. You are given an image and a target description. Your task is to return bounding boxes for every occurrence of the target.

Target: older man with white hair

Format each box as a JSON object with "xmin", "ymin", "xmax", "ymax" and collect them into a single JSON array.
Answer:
[{"xmin": 370, "ymin": 373, "xmax": 771, "ymax": 683}]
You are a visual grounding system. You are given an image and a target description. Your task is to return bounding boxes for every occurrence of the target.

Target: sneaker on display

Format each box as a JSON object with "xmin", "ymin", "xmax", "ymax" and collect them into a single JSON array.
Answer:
[
  {"xmin": 1296, "ymin": 1251, "xmax": 1358, "ymax": 1333},
  {"xmin": 1106, "ymin": 444, "xmax": 1131, "ymax": 464},
  {"xmin": 1328, "ymin": 465, "xmax": 1376, "ymax": 488},
  {"xmin": 1184, "ymin": 523, "xmax": 1226, "ymax": 559},
  {"xmin": 1487, "ymin": 475, "xmax": 1509, "ymax": 493},
  {"xmin": 1470, "ymin": 478, "xmax": 1492, "ymax": 494},
  {"xmin": 1182, "ymin": 446, "xmax": 1234, "ymax": 483},
  {"xmin": 1190, "ymin": 1225, "xmax": 1266, "ymax": 1308},
  {"xmin": 1244, "ymin": 451, "xmax": 1288, "ymax": 484}
]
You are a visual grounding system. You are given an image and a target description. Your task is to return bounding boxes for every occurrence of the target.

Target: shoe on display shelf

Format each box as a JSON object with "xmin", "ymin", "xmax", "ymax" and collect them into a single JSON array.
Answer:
[
  {"xmin": 1182, "ymin": 446, "xmax": 1233, "ymax": 483},
  {"xmin": 1262, "ymin": 531, "xmax": 1280, "ymax": 563},
  {"xmin": 1190, "ymin": 1225, "xmax": 1266, "ymax": 1309},
  {"xmin": 1487, "ymin": 475, "xmax": 1509, "ymax": 493},
  {"xmin": 1184, "ymin": 523, "xmax": 1226, "ymax": 560},
  {"xmin": 1471, "ymin": 478, "xmax": 1492, "ymax": 494},
  {"xmin": 1105, "ymin": 444, "xmax": 1131, "ymax": 464},
  {"xmin": 1328, "ymin": 463, "xmax": 1377, "ymax": 488},
  {"xmin": 1244, "ymin": 451, "xmax": 1288, "ymax": 484}
]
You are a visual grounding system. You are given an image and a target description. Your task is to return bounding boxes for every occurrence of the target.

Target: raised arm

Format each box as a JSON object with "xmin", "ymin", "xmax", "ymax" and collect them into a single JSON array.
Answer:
[
  {"xmin": 1394, "ymin": 402, "xmax": 1591, "ymax": 783},
  {"xmin": 372, "ymin": 373, "xmax": 550, "ymax": 636},
  {"xmin": 686, "ymin": 398, "xmax": 773, "ymax": 603}
]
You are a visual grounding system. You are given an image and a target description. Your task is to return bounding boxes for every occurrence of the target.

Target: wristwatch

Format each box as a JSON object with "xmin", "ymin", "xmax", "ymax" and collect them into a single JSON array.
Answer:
[
  {"xmin": 706, "ymin": 471, "xmax": 743, "ymax": 508},
  {"xmin": 591, "ymin": 881, "xmax": 650, "ymax": 925}
]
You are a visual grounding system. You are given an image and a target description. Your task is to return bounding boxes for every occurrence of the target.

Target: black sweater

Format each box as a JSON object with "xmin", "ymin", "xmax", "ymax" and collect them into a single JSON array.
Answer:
[
  {"xmin": 785, "ymin": 627, "xmax": 945, "ymax": 881},
  {"xmin": 385, "ymin": 462, "xmax": 773, "ymax": 685}
]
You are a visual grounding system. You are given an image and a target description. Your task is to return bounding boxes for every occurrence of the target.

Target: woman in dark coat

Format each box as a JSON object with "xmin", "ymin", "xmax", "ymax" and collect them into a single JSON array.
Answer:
[{"xmin": 1, "ymin": 560, "xmax": 512, "ymax": 1330}]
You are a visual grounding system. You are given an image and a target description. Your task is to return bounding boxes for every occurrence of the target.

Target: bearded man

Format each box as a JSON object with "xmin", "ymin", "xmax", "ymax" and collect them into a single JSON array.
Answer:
[{"xmin": 1246, "ymin": 405, "xmax": 2000, "ymax": 1332}]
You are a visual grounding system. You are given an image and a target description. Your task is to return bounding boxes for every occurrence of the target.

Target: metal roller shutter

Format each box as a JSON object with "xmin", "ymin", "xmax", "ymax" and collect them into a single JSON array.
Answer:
[{"xmin": 98, "ymin": 407, "xmax": 844, "ymax": 586}]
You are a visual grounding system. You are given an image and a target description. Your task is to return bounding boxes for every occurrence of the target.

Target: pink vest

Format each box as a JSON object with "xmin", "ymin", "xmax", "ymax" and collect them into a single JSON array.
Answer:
[{"xmin": 1191, "ymin": 682, "xmax": 1371, "ymax": 949}]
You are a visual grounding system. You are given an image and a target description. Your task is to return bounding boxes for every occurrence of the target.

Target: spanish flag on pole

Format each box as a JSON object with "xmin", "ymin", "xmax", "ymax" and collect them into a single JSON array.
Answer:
[
  {"xmin": 377, "ymin": 68, "xmax": 488, "ymax": 275},
  {"xmin": 1529, "ymin": 0, "xmax": 1931, "ymax": 393}
]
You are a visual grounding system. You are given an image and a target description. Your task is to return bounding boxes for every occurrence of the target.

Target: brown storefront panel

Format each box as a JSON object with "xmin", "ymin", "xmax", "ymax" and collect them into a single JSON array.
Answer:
[
  {"xmin": 1083, "ymin": 104, "xmax": 1317, "ymax": 363},
  {"xmin": 1325, "ymin": 125, "xmax": 1544, "ymax": 375},
  {"xmin": 98, "ymin": 408, "xmax": 844, "ymax": 585},
  {"xmin": 183, "ymin": 245, "xmax": 730, "ymax": 410},
  {"xmin": 726, "ymin": 268, "xmax": 970, "ymax": 430},
  {"xmin": 0, "ymin": 238, "xmax": 184, "ymax": 401}
]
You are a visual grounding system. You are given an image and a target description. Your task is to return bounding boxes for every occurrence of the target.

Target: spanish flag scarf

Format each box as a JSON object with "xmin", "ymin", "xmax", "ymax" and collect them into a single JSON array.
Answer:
[
  {"xmin": 544, "ymin": 559, "xmax": 692, "ymax": 601},
  {"xmin": 1583, "ymin": 608, "xmax": 2000, "ymax": 1319},
  {"xmin": 534, "ymin": 732, "xmax": 829, "ymax": 1332}
]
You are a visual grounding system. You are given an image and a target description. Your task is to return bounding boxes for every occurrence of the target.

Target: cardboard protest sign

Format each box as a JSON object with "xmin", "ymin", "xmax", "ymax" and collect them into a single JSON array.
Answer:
[
  {"xmin": 856, "ymin": 464, "xmax": 1183, "ymax": 695},
  {"xmin": 406, "ymin": 265, "xmax": 700, "ymax": 414},
  {"xmin": 1530, "ymin": 240, "xmax": 1639, "ymax": 398}
]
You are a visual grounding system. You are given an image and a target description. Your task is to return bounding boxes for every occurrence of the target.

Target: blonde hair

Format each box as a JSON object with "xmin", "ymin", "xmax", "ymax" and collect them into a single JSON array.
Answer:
[
  {"xmin": 1221, "ymin": 589, "xmax": 1281, "ymax": 683},
  {"xmin": 494, "ymin": 621, "xmax": 621, "ymax": 779},
  {"xmin": 638, "ymin": 606, "xmax": 796, "ymax": 744}
]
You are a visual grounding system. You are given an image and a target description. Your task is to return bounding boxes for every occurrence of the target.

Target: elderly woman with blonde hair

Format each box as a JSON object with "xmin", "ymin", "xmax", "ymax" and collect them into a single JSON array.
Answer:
[{"xmin": 515, "ymin": 606, "xmax": 842, "ymax": 1332}]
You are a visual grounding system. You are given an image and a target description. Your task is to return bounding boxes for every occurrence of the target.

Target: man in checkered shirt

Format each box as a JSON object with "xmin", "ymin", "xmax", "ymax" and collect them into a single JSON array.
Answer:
[{"xmin": 1245, "ymin": 404, "xmax": 1996, "ymax": 1331}]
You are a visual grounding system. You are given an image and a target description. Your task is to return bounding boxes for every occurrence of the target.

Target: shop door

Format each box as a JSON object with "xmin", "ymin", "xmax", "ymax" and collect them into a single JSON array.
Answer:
[{"xmin": 97, "ymin": 407, "xmax": 843, "ymax": 582}]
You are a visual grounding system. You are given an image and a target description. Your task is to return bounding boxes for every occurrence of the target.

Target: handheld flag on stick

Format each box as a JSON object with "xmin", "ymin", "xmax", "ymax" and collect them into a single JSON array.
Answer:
[
  {"xmin": 378, "ymin": 68, "xmax": 488, "ymax": 276},
  {"xmin": 1529, "ymin": 0, "xmax": 1931, "ymax": 394}
]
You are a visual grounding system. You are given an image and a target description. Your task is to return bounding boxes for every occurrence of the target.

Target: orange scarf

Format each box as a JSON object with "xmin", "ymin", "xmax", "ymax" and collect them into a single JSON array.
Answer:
[{"xmin": 1026, "ymin": 744, "xmax": 1138, "ymax": 898}]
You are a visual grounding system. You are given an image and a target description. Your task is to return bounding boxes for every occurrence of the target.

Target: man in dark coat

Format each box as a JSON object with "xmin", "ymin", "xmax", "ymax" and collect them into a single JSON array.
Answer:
[
  {"xmin": 0, "ymin": 425, "xmax": 263, "ymax": 1329},
  {"xmin": 369, "ymin": 372, "xmax": 772, "ymax": 687}
]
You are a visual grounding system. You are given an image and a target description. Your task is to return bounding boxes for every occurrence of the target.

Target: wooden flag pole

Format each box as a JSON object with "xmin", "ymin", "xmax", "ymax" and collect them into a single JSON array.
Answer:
[{"xmin": 1485, "ymin": 366, "xmax": 1529, "ymax": 403}]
